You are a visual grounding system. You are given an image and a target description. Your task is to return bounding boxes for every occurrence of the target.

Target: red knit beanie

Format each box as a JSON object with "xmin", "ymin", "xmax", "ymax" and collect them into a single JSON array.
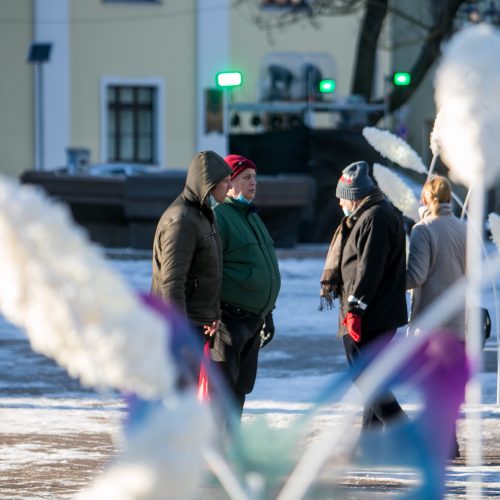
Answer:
[{"xmin": 224, "ymin": 155, "xmax": 257, "ymax": 180}]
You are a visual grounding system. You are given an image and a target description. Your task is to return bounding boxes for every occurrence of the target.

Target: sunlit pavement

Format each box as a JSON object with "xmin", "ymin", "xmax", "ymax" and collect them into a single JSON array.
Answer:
[{"xmin": 1, "ymin": 249, "xmax": 499, "ymax": 499}]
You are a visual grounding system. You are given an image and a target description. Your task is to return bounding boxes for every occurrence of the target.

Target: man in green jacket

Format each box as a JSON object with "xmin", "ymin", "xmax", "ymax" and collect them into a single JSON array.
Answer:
[{"xmin": 213, "ymin": 154, "xmax": 281, "ymax": 415}]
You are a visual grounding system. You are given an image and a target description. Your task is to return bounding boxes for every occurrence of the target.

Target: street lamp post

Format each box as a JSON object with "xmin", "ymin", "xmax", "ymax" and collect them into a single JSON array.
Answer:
[{"xmin": 27, "ymin": 42, "xmax": 52, "ymax": 171}]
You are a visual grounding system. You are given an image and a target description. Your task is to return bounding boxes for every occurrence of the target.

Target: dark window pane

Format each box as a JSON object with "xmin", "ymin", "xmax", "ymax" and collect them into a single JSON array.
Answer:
[
  {"xmin": 138, "ymin": 137, "xmax": 152, "ymax": 162},
  {"xmin": 120, "ymin": 135, "xmax": 133, "ymax": 161},
  {"xmin": 121, "ymin": 110, "xmax": 134, "ymax": 134},
  {"xmin": 138, "ymin": 110, "xmax": 152, "ymax": 134},
  {"xmin": 137, "ymin": 88, "xmax": 153, "ymax": 104},
  {"xmin": 106, "ymin": 84, "xmax": 156, "ymax": 163},
  {"xmin": 107, "ymin": 135, "xmax": 115, "ymax": 161},
  {"xmin": 120, "ymin": 87, "xmax": 134, "ymax": 104},
  {"xmin": 108, "ymin": 109, "xmax": 116, "ymax": 134},
  {"xmin": 260, "ymin": 0, "xmax": 308, "ymax": 7},
  {"xmin": 108, "ymin": 87, "xmax": 117, "ymax": 104}
]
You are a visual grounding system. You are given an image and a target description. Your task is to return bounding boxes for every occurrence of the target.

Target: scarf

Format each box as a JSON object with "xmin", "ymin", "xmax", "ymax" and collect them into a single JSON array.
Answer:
[{"xmin": 319, "ymin": 188, "xmax": 385, "ymax": 310}]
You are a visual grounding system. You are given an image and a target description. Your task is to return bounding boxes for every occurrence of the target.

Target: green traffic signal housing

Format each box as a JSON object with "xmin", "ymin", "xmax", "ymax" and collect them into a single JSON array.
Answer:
[
  {"xmin": 216, "ymin": 71, "xmax": 242, "ymax": 88},
  {"xmin": 318, "ymin": 79, "xmax": 336, "ymax": 93},
  {"xmin": 393, "ymin": 72, "xmax": 411, "ymax": 86}
]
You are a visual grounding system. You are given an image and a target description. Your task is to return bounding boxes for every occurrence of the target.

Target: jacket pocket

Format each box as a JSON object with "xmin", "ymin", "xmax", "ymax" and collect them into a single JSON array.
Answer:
[
  {"xmin": 221, "ymin": 302, "xmax": 248, "ymax": 320},
  {"xmin": 186, "ymin": 275, "xmax": 199, "ymax": 302}
]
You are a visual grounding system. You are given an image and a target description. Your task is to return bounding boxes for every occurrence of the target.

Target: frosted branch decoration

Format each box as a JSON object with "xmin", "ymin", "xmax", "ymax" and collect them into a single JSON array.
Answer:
[
  {"xmin": 0, "ymin": 176, "xmax": 174, "ymax": 399},
  {"xmin": 362, "ymin": 126, "xmax": 427, "ymax": 174},
  {"xmin": 430, "ymin": 108, "xmax": 443, "ymax": 158},
  {"xmin": 489, "ymin": 213, "xmax": 500, "ymax": 251},
  {"xmin": 434, "ymin": 24, "xmax": 500, "ymax": 188},
  {"xmin": 373, "ymin": 163, "xmax": 420, "ymax": 222}
]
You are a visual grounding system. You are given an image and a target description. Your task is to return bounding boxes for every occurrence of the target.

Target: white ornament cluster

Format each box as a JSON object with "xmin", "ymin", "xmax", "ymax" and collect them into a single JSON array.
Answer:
[
  {"xmin": 373, "ymin": 164, "xmax": 420, "ymax": 222},
  {"xmin": 0, "ymin": 176, "xmax": 174, "ymax": 399},
  {"xmin": 435, "ymin": 25, "xmax": 500, "ymax": 188},
  {"xmin": 362, "ymin": 127, "xmax": 427, "ymax": 174}
]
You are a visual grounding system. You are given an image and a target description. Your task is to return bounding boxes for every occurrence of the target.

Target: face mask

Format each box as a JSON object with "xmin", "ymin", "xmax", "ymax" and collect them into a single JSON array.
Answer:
[
  {"xmin": 236, "ymin": 193, "xmax": 252, "ymax": 205},
  {"xmin": 342, "ymin": 207, "xmax": 352, "ymax": 217},
  {"xmin": 209, "ymin": 195, "xmax": 218, "ymax": 209}
]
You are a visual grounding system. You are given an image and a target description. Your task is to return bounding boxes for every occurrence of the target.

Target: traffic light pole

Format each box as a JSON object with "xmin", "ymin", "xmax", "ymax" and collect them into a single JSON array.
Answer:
[{"xmin": 223, "ymin": 88, "xmax": 230, "ymax": 150}]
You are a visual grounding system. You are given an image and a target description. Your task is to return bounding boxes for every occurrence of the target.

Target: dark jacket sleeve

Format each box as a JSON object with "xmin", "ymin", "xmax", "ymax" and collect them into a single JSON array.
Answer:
[
  {"xmin": 157, "ymin": 215, "xmax": 197, "ymax": 315},
  {"xmin": 348, "ymin": 214, "xmax": 391, "ymax": 315}
]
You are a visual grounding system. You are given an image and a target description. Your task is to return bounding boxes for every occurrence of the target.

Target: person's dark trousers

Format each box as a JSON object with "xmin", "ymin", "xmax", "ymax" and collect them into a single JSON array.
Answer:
[
  {"xmin": 212, "ymin": 303, "xmax": 264, "ymax": 417},
  {"xmin": 343, "ymin": 328, "xmax": 408, "ymax": 431}
]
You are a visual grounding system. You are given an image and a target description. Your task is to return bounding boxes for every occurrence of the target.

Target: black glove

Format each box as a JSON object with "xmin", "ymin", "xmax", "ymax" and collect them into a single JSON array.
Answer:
[{"xmin": 260, "ymin": 312, "xmax": 275, "ymax": 348}]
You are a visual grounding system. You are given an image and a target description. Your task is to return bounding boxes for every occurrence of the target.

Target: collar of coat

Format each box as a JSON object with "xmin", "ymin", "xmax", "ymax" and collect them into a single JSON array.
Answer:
[
  {"xmin": 182, "ymin": 192, "xmax": 215, "ymax": 223},
  {"xmin": 225, "ymin": 197, "xmax": 258, "ymax": 214},
  {"xmin": 418, "ymin": 202, "xmax": 453, "ymax": 220}
]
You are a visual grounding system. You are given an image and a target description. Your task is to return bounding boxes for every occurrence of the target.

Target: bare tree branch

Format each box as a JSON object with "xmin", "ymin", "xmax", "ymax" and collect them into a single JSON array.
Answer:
[
  {"xmin": 351, "ymin": 0, "xmax": 388, "ymax": 99},
  {"xmin": 370, "ymin": 0, "xmax": 468, "ymax": 123}
]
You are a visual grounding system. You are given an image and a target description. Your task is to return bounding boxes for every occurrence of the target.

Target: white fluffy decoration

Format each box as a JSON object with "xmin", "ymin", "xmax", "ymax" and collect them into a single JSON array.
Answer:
[
  {"xmin": 373, "ymin": 163, "xmax": 420, "ymax": 222},
  {"xmin": 489, "ymin": 213, "xmax": 500, "ymax": 251},
  {"xmin": 435, "ymin": 24, "xmax": 500, "ymax": 188},
  {"xmin": 362, "ymin": 127, "xmax": 427, "ymax": 174},
  {"xmin": 430, "ymin": 108, "xmax": 443, "ymax": 157},
  {"xmin": 76, "ymin": 393, "xmax": 214, "ymax": 500},
  {"xmin": 0, "ymin": 176, "xmax": 174, "ymax": 399}
]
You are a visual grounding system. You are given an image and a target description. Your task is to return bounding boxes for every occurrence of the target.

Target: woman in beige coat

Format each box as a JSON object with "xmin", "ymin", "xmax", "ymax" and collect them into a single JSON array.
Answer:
[
  {"xmin": 406, "ymin": 175, "xmax": 467, "ymax": 337},
  {"xmin": 406, "ymin": 175, "xmax": 466, "ymax": 459}
]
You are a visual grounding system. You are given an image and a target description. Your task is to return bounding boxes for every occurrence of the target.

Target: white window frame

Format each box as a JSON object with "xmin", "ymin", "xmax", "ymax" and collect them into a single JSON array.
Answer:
[{"xmin": 100, "ymin": 77, "xmax": 165, "ymax": 166}]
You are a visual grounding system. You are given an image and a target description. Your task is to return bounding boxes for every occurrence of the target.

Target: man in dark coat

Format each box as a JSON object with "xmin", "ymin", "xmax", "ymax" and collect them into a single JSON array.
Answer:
[
  {"xmin": 320, "ymin": 160, "xmax": 408, "ymax": 431},
  {"xmin": 151, "ymin": 150, "xmax": 232, "ymax": 343},
  {"xmin": 213, "ymin": 155, "xmax": 281, "ymax": 415}
]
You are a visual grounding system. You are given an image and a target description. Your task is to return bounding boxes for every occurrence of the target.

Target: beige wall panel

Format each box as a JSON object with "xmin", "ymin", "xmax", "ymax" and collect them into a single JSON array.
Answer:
[
  {"xmin": 70, "ymin": 0, "xmax": 196, "ymax": 168},
  {"xmin": 0, "ymin": 1, "xmax": 34, "ymax": 177}
]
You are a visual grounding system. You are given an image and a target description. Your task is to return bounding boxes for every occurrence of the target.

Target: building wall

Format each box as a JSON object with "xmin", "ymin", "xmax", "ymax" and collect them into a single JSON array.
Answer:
[
  {"xmin": 71, "ymin": 0, "xmax": 197, "ymax": 168},
  {"xmin": 0, "ymin": 1, "xmax": 33, "ymax": 176},
  {"xmin": 0, "ymin": 2, "xmax": 391, "ymax": 177}
]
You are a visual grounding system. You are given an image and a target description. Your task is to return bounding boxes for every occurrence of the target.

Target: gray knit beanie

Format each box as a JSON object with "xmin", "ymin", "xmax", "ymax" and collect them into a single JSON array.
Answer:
[{"xmin": 335, "ymin": 161, "xmax": 375, "ymax": 200}]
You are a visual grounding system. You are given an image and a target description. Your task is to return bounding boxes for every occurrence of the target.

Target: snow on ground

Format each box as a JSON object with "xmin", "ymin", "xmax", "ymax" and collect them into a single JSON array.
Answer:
[{"xmin": 1, "ymin": 251, "xmax": 500, "ymax": 498}]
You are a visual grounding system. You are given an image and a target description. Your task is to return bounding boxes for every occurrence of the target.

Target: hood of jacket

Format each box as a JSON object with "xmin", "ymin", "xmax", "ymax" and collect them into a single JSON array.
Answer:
[{"xmin": 183, "ymin": 150, "xmax": 232, "ymax": 206}]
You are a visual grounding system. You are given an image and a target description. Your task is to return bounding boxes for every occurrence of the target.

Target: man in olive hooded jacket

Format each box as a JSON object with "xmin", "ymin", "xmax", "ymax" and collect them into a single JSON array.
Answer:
[{"xmin": 151, "ymin": 150, "xmax": 232, "ymax": 343}]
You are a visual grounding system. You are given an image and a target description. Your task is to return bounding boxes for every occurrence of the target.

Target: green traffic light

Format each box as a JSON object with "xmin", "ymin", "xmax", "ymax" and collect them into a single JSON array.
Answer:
[
  {"xmin": 393, "ymin": 72, "xmax": 411, "ymax": 86},
  {"xmin": 216, "ymin": 71, "xmax": 242, "ymax": 88},
  {"xmin": 318, "ymin": 79, "xmax": 336, "ymax": 93}
]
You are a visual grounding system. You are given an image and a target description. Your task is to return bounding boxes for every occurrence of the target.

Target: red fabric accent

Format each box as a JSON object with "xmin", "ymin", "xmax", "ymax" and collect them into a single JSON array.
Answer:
[
  {"xmin": 197, "ymin": 341, "xmax": 211, "ymax": 402},
  {"xmin": 342, "ymin": 311, "xmax": 362, "ymax": 342}
]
